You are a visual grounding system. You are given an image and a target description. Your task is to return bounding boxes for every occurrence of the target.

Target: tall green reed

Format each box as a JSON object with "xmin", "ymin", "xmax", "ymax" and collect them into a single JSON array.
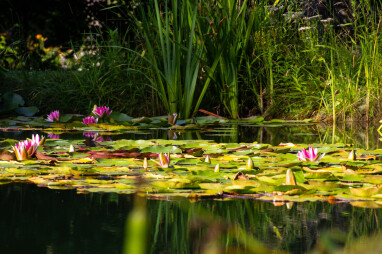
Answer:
[
  {"xmin": 137, "ymin": 0, "xmax": 220, "ymax": 119},
  {"xmin": 197, "ymin": 0, "xmax": 256, "ymax": 119}
]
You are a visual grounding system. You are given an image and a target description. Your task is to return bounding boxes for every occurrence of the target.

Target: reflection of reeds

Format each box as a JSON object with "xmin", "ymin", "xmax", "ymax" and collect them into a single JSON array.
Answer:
[
  {"xmin": 123, "ymin": 176, "xmax": 148, "ymax": 254},
  {"xmin": 145, "ymin": 199, "xmax": 382, "ymax": 253},
  {"xmin": 319, "ymin": 122, "xmax": 381, "ymax": 149}
]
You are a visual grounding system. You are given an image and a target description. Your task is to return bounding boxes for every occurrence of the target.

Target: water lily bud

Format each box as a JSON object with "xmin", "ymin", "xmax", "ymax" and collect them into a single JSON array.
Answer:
[
  {"xmin": 348, "ymin": 150, "xmax": 356, "ymax": 161},
  {"xmin": 39, "ymin": 136, "xmax": 46, "ymax": 146},
  {"xmin": 143, "ymin": 158, "xmax": 148, "ymax": 170},
  {"xmin": 168, "ymin": 113, "xmax": 178, "ymax": 125},
  {"xmin": 69, "ymin": 145, "xmax": 75, "ymax": 153},
  {"xmin": 205, "ymin": 155, "xmax": 211, "ymax": 164},
  {"xmin": 285, "ymin": 169, "xmax": 297, "ymax": 185},
  {"xmin": 158, "ymin": 153, "xmax": 170, "ymax": 168},
  {"xmin": 286, "ymin": 202, "xmax": 294, "ymax": 209},
  {"xmin": 172, "ymin": 113, "xmax": 178, "ymax": 125},
  {"xmin": 247, "ymin": 157, "xmax": 254, "ymax": 169},
  {"xmin": 214, "ymin": 163, "xmax": 220, "ymax": 173}
]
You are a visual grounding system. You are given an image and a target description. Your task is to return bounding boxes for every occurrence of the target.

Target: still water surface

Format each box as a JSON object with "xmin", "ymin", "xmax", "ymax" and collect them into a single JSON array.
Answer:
[{"xmin": 2, "ymin": 183, "xmax": 381, "ymax": 254}]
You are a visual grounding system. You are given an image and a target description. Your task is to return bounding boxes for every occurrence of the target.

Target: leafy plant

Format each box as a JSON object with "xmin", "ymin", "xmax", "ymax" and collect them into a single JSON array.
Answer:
[{"xmin": 0, "ymin": 92, "xmax": 38, "ymax": 117}]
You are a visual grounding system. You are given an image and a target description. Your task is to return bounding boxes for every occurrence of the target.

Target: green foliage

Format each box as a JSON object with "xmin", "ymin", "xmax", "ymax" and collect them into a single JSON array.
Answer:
[
  {"xmin": 2, "ymin": 0, "xmax": 382, "ymax": 120},
  {"xmin": 137, "ymin": 0, "xmax": 218, "ymax": 119},
  {"xmin": 0, "ymin": 92, "xmax": 39, "ymax": 117},
  {"xmin": 0, "ymin": 29, "xmax": 153, "ymax": 116},
  {"xmin": 197, "ymin": 0, "xmax": 257, "ymax": 119}
]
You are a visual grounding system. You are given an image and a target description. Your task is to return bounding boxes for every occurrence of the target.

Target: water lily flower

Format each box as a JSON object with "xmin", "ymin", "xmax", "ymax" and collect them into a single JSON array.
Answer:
[
  {"xmin": 30, "ymin": 134, "xmax": 45, "ymax": 147},
  {"xmin": 11, "ymin": 134, "xmax": 45, "ymax": 161},
  {"xmin": 297, "ymin": 147, "xmax": 325, "ymax": 162},
  {"xmin": 11, "ymin": 142, "xmax": 28, "ymax": 161},
  {"xmin": 158, "ymin": 153, "xmax": 170, "ymax": 168},
  {"xmin": 92, "ymin": 105, "xmax": 112, "ymax": 118},
  {"xmin": 83, "ymin": 116, "xmax": 98, "ymax": 125},
  {"xmin": 46, "ymin": 110, "xmax": 60, "ymax": 122}
]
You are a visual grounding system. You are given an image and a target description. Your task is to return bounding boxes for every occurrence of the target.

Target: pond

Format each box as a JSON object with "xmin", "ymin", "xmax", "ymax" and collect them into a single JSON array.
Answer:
[{"xmin": 1, "ymin": 118, "xmax": 382, "ymax": 253}]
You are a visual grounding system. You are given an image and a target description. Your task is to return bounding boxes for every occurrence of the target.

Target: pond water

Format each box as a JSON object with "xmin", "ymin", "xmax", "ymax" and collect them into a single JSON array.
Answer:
[
  {"xmin": 2, "ymin": 183, "xmax": 382, "ymax": 254},
  {"xmin": 1, "ymin": 122, "xmax": 382, "ymax": 253}
]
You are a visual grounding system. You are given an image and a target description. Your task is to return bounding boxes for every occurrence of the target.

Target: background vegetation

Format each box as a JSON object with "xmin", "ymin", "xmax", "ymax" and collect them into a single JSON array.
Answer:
[{"xmin": 1, "ymin": 0, "xmax": 382, "ymax": 121}]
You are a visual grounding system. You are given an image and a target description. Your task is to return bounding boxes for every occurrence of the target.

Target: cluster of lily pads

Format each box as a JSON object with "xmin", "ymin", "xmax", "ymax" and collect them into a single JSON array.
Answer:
[
  {"xmin": 2, "ymin": 130, "xmax": 382, "ymax": 208},
  {"xmin": 3, "ymin": 109, "xmax": 382, "ymax": 207}
]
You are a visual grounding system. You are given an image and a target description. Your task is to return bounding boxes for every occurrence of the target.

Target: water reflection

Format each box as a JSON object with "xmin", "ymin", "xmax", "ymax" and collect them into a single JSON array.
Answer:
[
  {"xmin": 1, "ymin": 122, "xmax": 381, "ymax": 149},
  {"xmin": 1, "ymin": 183, "xmax": 382, "ymax": 254},
  {"xmin": 47, "ymin": 133, "xmax": 60, "ymax": 139},
  {"xmin": 83, "ymin": 132, "xmax": 112, "ymax": 142}
]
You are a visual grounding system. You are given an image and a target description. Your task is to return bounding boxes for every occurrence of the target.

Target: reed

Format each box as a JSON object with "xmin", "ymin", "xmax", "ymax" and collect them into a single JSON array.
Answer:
[{"xmin": 137, "ymin": 0, "xmax": 221, "ymax": 119}]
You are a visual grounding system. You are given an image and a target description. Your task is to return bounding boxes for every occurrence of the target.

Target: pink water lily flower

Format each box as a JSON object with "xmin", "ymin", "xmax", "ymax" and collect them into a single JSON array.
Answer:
[
  {"xmin": 30, "ymin": 134, "xmax": 45, "ymax": 147},
  {"xmin": 11, "ymin": 142, "xmax": 28, "ymax": 161},
  {"xmin": 297, "ymin": 147, "xmax": 325, "ymax": 162},
  {"xmin": 46, "ymin": 110, "xmax": 60, "ymax": 122},
  {"xmin": 83, "ymin": 116, "xmax": 98, "ymax": 125},
  {"xmin": 11, "ymin": 134, "xmax": 45, "ymax": 161},
  {"xmin": 92, "ymin": 106, "xmax": 112, "ymax": 118},
  {"xmin": 158, "ymin": 153, "xmax": 170, "ymax": 168}
]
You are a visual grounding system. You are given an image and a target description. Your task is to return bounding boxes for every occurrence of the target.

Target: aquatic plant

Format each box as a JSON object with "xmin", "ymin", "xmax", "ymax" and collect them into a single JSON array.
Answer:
[
  {"xmin": 297, "ymin": 147, "xmax": 324, "ymax": 162},
  {"xmin": 168, "ymin": 113, "xmax": 178, "ymax": 126},
  {"xmin": 46, "ymin": 110, "xmax": 60, "ymax": 122},
  {"xmin": 285, "ymin": 169, "xmax": 297, "ymax": 185},
  {"xmin": 247, "ymin": 157, "xmax": 254, "ymax": 169},
  {"xmin": 30, "ymin": 134, "xmax": 45, "ymax": 147},
  {"xmin": 92, "ymin": 106, "xmax": 112, "ymax": 118},
  {"xmin": 138, "ymin": 0, "xmax": 220, "ymax": 119},
  {"xmin": 214, "ymin": 163, "xmax": 220, "ymax": 173},
  {"xmin": 83, "ymin": 116, "xmax": 98, "ymax": 125},
  {"xmin": 158, "ymin": 153, "xmax": 170, "ymax": 168},
  {"xmin": 197, "ymin": 0, "xmax": 256, "ymax": 119},
  {"xmin": 11, "ymin": 134, "xmax": 45, "ymax": 161}
]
